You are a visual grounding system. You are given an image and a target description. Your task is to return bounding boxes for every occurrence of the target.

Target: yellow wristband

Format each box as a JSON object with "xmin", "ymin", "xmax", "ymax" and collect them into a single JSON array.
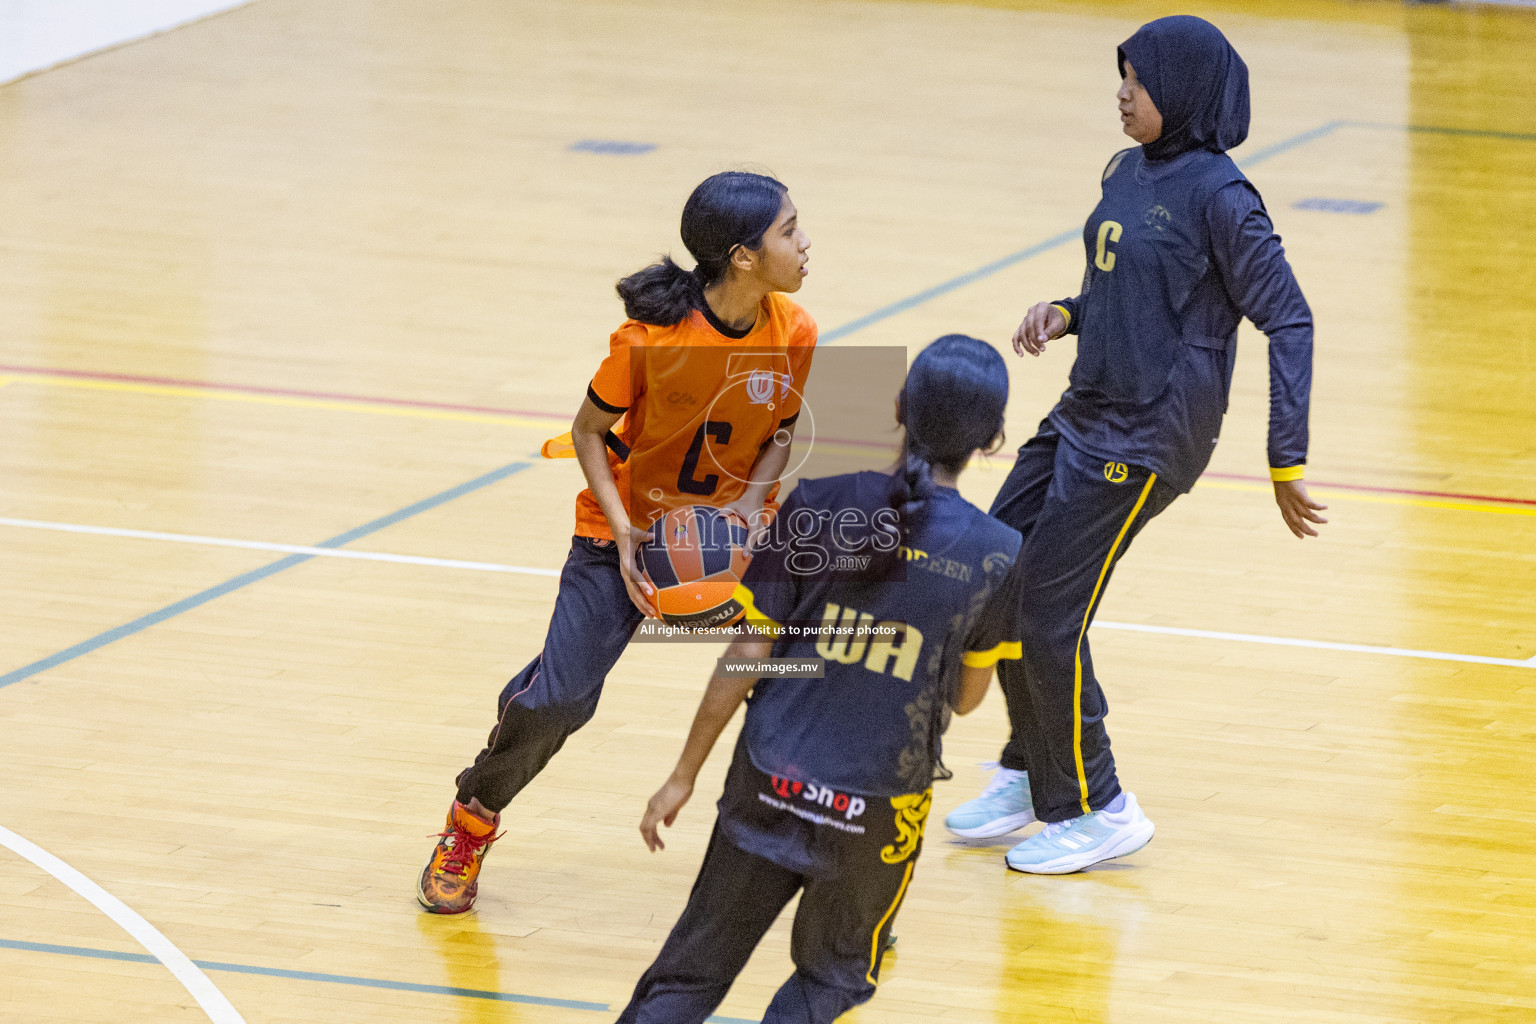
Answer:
[
  {"xmin": 1050, "ymin": 303, "xmax": 1072, "ymax": 330},
  {"xmin": 1269, "ymin": 465, "xmax": 1305, "ymax": 483}
]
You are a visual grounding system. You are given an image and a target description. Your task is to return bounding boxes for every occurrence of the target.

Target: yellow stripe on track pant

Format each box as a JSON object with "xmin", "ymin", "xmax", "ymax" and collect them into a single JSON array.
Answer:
[{"xmin": 1070, "ymin": 473, "xmax": 1157, "ymax": 815}]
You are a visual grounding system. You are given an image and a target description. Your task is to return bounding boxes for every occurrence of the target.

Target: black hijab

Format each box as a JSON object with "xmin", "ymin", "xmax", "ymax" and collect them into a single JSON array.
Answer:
[{"xmin": 1118, "ymin": 16, "xmax": 1250, "ymax": 161}]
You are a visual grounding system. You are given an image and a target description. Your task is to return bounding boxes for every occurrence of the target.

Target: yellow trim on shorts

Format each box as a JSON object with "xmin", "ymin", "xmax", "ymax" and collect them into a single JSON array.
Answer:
[
  {"xmin": 1071, "ymin": 473, "xmax": 1157, "ymax": 815},
  {"xmin": 961, "ymin": 641, "xmax": 1023, "ymax": 668},
  {"xmin": 732, "ymin": 583, "xmax": 783, "ymax": 637}
]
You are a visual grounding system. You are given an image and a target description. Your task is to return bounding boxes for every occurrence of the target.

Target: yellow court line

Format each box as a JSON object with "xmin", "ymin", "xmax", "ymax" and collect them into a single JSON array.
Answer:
[
  {"xmin": 16, "ymin": 375, "xmax": 560, "ymax": 431},
  {"xmin": 1195, "ymin": 479, "xmax": 1536, "ymax": 518}
]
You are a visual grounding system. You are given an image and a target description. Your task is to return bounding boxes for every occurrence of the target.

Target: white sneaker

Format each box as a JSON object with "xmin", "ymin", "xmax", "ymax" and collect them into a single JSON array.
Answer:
[
  {"xmin": 1004, "ymin": 792, "xmax": 1154, "ymax": 874},
  {"xmin": 943, "ymin": 765, "xmax": 1035, "ymax": 838}
]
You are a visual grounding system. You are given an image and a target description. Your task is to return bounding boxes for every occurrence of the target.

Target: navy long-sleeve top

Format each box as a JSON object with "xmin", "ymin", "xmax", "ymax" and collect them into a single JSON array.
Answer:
[{"xmin": 1049, "ymin": 146, "xmax": 1314, "ymax": 493}]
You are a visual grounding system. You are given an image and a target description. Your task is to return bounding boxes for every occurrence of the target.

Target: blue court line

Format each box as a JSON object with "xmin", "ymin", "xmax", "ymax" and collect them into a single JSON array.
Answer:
[
  {"xmin": 0, "ymin": 459, "xmax": 535, "ymax": 690},
  {"xmin": 819, "ymin": 116, "xmax": 1535, "ymax": 346},
  {"xmin": 1237, "ymin": 119, "xmax": 1345, "ymax": 165},
  {"xmin": 0, "ymin": 937, "xmax": 757, "ymax": 1022},
  {"xmin": 817, "ymin": 118, "xmax": 1346, "ymax": 345},
  {"xmin": 819, "ymin": 230, "xmax": 1080, "ymax": 343}
]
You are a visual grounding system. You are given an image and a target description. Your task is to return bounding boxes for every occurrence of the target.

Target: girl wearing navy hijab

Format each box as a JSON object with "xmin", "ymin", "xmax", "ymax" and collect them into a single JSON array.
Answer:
[{"xmin": 944, "ymin": 16, "xmax": 1327, "ymax": 873}]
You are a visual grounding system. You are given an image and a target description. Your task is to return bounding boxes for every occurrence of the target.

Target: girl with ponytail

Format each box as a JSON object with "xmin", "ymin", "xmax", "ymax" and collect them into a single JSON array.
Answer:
[
  {"xmin": 624, "ymin": 335, "xmax": 1025, "ymax": 1024},
  {"xmin": 890, "ymin": 333, "xmax": 1011, "ymax": 528},
  {"xmin": 418, "ymin": 171, "xmax": 816, "ymax": 915},
  {"xmin": 615, "ymin": 171, "xmax": 795, "ymax": 327}
]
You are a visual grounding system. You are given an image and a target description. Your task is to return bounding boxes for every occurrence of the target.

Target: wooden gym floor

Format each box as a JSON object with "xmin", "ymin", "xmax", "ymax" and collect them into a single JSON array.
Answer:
[{"xmin": 1, "ymin": 1, "xmax": 1533, "ymax": 1021}]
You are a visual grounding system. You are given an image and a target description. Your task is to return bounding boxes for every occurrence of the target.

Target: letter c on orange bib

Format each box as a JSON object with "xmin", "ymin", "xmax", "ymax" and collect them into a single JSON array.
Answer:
[
  {"xmin": 637, "ymin": 506, "xmax": 752, "ymax": 627},
  {"xmin": 1103, "ymin": 462, "xmax": 1129, "ymax": 483}
]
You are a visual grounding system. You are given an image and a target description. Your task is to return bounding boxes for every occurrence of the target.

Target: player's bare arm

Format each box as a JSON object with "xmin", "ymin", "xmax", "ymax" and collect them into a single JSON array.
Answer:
[
  {"xmin": 571, "ymin": 395, "xmax": 657, "ymax": 617},
  {"xmin": 951, "ymin": 664, "xmax": 996, "ymax": 715},
  {"xmin": 640, "ymin": 636, "xmax": 770, "ymax": 851}
]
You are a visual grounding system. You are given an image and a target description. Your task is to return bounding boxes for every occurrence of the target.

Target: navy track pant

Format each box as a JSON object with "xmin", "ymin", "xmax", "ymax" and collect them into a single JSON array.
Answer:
[
  {"xmin": 988, "ymin": 422, "xmax": 1179, "ymax": 823},
  {"xmin": 455, "ymin": 536, "xmax": 644, "ymax": 812}
]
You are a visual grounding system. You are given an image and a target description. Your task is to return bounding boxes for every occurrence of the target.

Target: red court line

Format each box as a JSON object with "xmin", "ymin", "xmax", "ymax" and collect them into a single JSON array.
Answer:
[
  {"xmin": 1, "ymin": 361, "xmax": 897, "ymax": 451},
  {"xmin": 7, "ymin": 363, "xmax": 1531, "ymax": 506},
  {"xmin": 0, "ymin": 362, "xmax": 572, "ymax": 421},
  {"xmin": 1200, "ymin": 471, "xmax": 1536, "ymax": 508}
]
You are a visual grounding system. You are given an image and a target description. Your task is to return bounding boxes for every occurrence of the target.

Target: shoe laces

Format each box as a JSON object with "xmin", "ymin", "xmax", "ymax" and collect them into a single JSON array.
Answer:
[
  {"xmin": 1039, "ymin": 817, "xmax": 1079, "ymax": 840},
  {"xmin": 978, "ymin": 762, "xmax": 1026, "ymax": 799},
  {"xmin": 434, "ymin": 823, "xmax": 502, "ymax": 878}
]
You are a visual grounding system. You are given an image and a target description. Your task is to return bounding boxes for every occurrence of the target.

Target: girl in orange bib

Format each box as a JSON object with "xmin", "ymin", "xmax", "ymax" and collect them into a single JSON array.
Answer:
[{"xmin": 418, "ymin": 172, "xmax": 816, "ymax": 915}]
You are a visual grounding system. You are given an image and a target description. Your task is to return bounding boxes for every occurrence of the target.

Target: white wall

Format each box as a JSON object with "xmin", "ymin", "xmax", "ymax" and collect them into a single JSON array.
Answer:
[{"xmin": 0, "ymin": 0, "xmax": 252, "ymax": 84}]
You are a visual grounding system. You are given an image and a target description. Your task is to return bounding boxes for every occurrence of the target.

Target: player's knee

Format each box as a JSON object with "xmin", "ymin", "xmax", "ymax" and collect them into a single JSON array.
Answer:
[
  {"xmin": 528, "ymin": 688, "xmax": 600, "ymax": 731},
  {"xmin": 562, "ymin": 698, "xmax": 600, "ymax": 730}
]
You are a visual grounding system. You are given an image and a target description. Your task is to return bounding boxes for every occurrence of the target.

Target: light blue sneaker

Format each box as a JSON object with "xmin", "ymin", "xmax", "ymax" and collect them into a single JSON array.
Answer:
[
  {"xmin": 944, "ymin": 765, "xmax": 1035, "ymax": 838},
  {"xmin": 1004, "ymin": 792, "xmax": 1154, "ymax": 874}
]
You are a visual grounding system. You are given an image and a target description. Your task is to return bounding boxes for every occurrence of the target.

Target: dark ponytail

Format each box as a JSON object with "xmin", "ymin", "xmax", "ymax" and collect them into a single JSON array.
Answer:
[
  {"xmin": 891, "ymin": 334, "xmax": 1010, "ymax": 524},
  {"xmin": 888, "ymin": 421, "xmax": 939, "ymax": 525},
  {"xmin": 614, "ymin": 257, "xmax": 701, "ymax": 327},
  {"xmin": 615, "ymin": 171, "xmax": 788, "ymax": 326}
]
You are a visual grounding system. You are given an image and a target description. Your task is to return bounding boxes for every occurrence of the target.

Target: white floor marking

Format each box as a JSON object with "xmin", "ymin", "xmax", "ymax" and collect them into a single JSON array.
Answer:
[
  {"xmin": 1, "ymin": 515, "xmax": 1530, "ymax": 669},
  {"xmin": 0, "ymin": 824, "xmax": 246, "ymax": 1024},
  {"xmin": 1093, "ymin": 620, "xmax": 1534, "ymax": 669},
  {"xmin": 0, "ymin": 516, "xmax": 560, "ymax": 577}
]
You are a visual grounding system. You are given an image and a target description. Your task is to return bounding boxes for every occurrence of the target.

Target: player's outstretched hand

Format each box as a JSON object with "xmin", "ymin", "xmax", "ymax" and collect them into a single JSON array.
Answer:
[
  {"xmin": 1012, "ymin": 301, "xmax": 1067, "ymax": 357},
  {"xmin": 1273, "ymin": 479, "xmax": 1328, "ymax": 538},
  {"xmin": 616, "ymin": 523, "xmax": 658, "ymax": 618},
  {"xmin": 640, "ymin": 776, "xmax": 694, "ymax": 852}
]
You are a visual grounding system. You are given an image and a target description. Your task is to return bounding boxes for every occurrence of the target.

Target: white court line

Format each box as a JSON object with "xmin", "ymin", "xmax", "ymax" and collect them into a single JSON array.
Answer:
[
  {"xmin": 1093, "ymin": 621, "xmax": 1534, "ymax": 669},
  {"xmin": 0, "ymin": 824, "xmax": 245, "ymax": 1024},
  {"xmin": 0, "ymin": 516, "xmax": 560, "ymax": 577},
  {"xmin": 1, "ymin": 515, "xmax": 1530, "ymax": 669}
]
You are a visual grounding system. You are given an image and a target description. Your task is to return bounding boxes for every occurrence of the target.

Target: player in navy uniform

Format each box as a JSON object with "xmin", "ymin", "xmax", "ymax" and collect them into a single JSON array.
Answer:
[
  {"xmin": 618, "ymin": 335, "xmax": 1025, "ymax": 1024},
  {"xmin": 944, "ymin": 16, "xmax": 1329, "ymax": 873}
]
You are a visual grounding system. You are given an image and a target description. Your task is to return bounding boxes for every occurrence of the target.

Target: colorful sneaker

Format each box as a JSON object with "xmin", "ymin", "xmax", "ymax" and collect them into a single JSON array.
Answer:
[
  {"xmin": 944, "ymin": 765, "xmax": 1035, "ymax": 838},
  {"xmin": 418, "ymin": 801, "xmax": 501, "ymax": 914},
  {"xmin": 1004, "ymin": 792, "xmax": 1154, "ymax": 874}
]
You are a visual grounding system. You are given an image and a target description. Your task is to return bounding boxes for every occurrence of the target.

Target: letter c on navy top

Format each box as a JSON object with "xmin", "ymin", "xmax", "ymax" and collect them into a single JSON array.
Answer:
[{"xmin": 1095, "ymin": 220, "xmax": 1123, "ymax": 271}]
